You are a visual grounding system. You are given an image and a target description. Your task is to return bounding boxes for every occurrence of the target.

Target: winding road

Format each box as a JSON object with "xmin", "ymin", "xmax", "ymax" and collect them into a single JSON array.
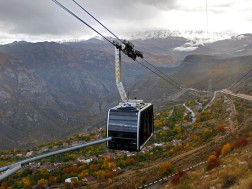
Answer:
[
  {"xmin": 221, "ymin": 89, "xmax": 252, "ymax": 101},
  {"xmin": 183, "ymin": 103, "xmax": 196, "ymax": 124}
]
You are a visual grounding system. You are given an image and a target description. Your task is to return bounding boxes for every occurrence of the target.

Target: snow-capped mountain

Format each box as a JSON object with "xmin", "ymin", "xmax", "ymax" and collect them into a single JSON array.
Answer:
[{"xmin": 123, "ymin": 30, "xmax": 237, "ymax": 43}]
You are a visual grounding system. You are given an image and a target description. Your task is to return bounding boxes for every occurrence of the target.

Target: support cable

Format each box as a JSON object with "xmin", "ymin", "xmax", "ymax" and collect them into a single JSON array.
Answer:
[
  {"xmin": 0, "ymin": 137, "xmax": 112, "ymax": 181},
  {"xmin": 0, "ymin": 165, "xmax": 21, "ymax": 182},
  {"xmin": 142, "ymin": 58, "xmax": 183, "ymax": 90},
  {"xmin": 72, "ymin": 0, "xmax": 124, "ymax": 44},
  {"xmin": 136, "ymin": 60, "xmax": 185, "ymax": 93},
  {"xmin": 52, "ymin": 0, "xmax": 114, "ymax": 46},
  {"xmin": 229, "ymin": 67, "xmax": 252, "ymax": 90},
  {"xmin": 52, "ymin": 0, "xmax": 187, "ymax": 95}
]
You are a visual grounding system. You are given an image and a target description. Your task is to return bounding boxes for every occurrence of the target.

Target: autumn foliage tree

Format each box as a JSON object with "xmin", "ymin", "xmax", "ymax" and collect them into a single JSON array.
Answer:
[
  {"xmin": 95, "ymin": 170, "xmax": 107, "ymax": 181},
  {"xmin": 22, "ymin": 178, "xmax": 32, "ymax": 189},
  {"xmin": 207, "ymin": 154, "xmax": 219, "ymax": 170},
  {"xmin": 234, "ymin": 138, "xmax": 248, "ymax": 149},
  {"xmin": 63, "ymin": 166, "xmax": 78, "ymax": 174},
  {"xmin": 158, "ymin": 162, "xmax": 173, "ymax": 176},
  {"xmin": 213, "ymin": 148, "xmax": 222, "ymax": 158},
  {"xmin": 154, "ymin": 120, "xmax": 163, "ymax": 127},
  {"xmin": 217, "ymin": 124, "xmax": 226, "ymax": 133},
  {"xmin": 171, "ymin": 171, "xmax": 186, "ymax": 185},
  {"xmin": 221, "ymin": 143, "xmax": 231, "ymax": 155},
  {"xmin": 37, "ymin": 179, "xmax": 48, "ymax": 186}
]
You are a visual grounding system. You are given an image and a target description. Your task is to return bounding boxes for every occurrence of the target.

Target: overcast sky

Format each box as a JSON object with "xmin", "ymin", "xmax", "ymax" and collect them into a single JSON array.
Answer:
[{"xmin": 0, "ymin": 0, "xmax": 252, "ymax": 44}]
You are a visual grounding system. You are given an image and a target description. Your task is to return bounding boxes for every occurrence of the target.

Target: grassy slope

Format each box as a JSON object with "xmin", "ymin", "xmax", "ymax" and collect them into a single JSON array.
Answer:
[
  {"xmin": 105, "ymin": 93, "xmax": 252, "ymax": 189},
  {"xmin": 160, "ymin": 142, "xmax": 252, "ymax": 189}
]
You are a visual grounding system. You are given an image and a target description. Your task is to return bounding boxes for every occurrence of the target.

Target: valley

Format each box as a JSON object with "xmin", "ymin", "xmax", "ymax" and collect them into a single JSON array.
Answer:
[
  {"xmin": 0, "ymin": 0, "xmax": 252, "ymax": 187},
  {"xmin": 0, "ymin": 32, "xmax": 251, "ymax": 149},
  {"xmin": 0, "ymin": 30, "xmax": 251, "ymax": 188}
]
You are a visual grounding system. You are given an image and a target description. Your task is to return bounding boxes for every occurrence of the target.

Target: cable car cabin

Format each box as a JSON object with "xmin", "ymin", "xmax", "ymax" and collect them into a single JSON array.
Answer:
[{"xmin": 107, "ymin": 103, "xmax": 153, "ymax": 152}]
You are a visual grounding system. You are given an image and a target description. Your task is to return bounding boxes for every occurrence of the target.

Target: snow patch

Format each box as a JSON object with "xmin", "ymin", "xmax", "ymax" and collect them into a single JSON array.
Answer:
[
  {"xmin": 173, "ymin": 40, "xmax": 202, "ymax": 52},
  {"xmin": 173, "ymin": 46, "xmax": 198, "ymax": 52}
]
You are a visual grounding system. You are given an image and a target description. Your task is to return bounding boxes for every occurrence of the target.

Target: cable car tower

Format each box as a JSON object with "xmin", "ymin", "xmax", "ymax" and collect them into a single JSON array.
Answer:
[{"xmin": 107, "ymin": 40, "xmax": 154, "ymax": 152}]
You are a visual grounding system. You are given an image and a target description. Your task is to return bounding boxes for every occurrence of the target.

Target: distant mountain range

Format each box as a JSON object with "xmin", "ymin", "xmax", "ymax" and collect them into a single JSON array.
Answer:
[
  {"xmin": 123, "ymin": 30, "xmax": 236, "ymax": 41},
  {"xmin": 0, "ymin": 30, "xmax": 251, "ymax": 149}
]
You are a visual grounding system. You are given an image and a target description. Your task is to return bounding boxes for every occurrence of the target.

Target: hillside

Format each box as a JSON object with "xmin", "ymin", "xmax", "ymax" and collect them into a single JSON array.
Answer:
[
  {"xmin": 0, "ymin": 88, "xmax": 251, "ymax": 189},
  {"xmin": 229, "ymin": 70, "xmax": 252, "ymax": 95},
  {"xmin": 173, "ymin": 55, "xmax": 252, "ymax": 90},
  {"xmin": 0, "ymin": 44, "xmax": 117, "ymax": 149},
  {"xmin": 0, "ymin": 34, "xmax": 251, "ymax": 149},
  {"xmin": 129, "ymin": 54, "xmax": 252, "ymax": 106},
  {"xmin": 0, "ymin": 41, "xmax": 148, "ymax": 149}
]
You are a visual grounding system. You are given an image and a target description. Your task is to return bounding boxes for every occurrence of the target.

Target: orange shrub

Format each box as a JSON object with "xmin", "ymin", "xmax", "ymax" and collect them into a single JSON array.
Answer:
[
  {"xmin": 221, "ymin": 143, "xmax": 231, "ymax": 155},
  {"xmin": 207, "ymin": 154, "xmax": 219, "ymax": 170},
  {"xmin": 154, "ymin": 120, "xmax": 163, "ymax": 127},
  {"xmin": 158, "ymin": 162, "xmax": 173, "ymax": 176}
]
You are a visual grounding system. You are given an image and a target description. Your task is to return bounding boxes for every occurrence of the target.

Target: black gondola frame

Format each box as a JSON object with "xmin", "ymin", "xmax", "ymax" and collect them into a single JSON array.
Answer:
[{"xmin": 106, "ymin": 103, "xmax": 153, "ymax": 151}]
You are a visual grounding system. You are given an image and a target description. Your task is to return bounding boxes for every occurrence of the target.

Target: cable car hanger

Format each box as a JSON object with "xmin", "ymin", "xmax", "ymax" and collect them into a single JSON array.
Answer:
[{"xmin": 112, "ymin": 40, "xmax": 143, "ymax": 104}]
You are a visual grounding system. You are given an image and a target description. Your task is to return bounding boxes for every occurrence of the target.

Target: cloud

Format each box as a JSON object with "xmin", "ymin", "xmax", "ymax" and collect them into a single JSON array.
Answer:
[
  {"xmin": 0, "ymin": 0, "xmax": 251, "ymax": 43},
  {"xmin": 0, "ymin": 0, "xmax": 89, "ymax": 36},
  {"xmin": 0, "ymin": 0, "xmax": 177, "ymax": 36}
]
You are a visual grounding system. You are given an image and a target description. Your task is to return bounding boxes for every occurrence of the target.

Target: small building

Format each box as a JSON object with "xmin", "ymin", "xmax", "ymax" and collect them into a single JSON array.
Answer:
[
  {"xmin": 153, "ymin": 143, "xmax": 163, "ymax": 147},
  {"xmin": 112, "ymin": 167, "xmax": 122, "ymax": 174},
  {"xmin": 26, "ymin": 151, "xmax": 33, "ymax": 157},
  {"xmin": 16, "ymin": 153, "xmax": 23, "ymax": 157},
  {"xmin": 53, "ymin": 163, "xmax": 62, "ymax": 167},
  {"xmin": 89, "ymin": 156, "xmax": 98, "ymax": 161},
  {"xmin": 125, "ymin": 152, "xmax": 134, "ymax": 157},
  {"xmin": 65, "ymin": 177, "xmax": 78, "ymax": 183},
  {"xmin": 92, "ymin": 135, "xmax": 100, "ymax": 140},
  {"xmin": 77, "ymin": 157, "xmax": 93, "ymax": 164},
  {"xmin": 162, "ymin": 126, "xmax": 169, "ymax": 131},
  {"xmin": 47, "ymin": 167, "xmax": 55, "ymax": 172},
  {"xmin": 172, "ymin": 139, "xmax": 182, "ymax": 146},
  {"xmin": 103, "ymin": 154, "xmax": 112, "ymax": 161}
]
